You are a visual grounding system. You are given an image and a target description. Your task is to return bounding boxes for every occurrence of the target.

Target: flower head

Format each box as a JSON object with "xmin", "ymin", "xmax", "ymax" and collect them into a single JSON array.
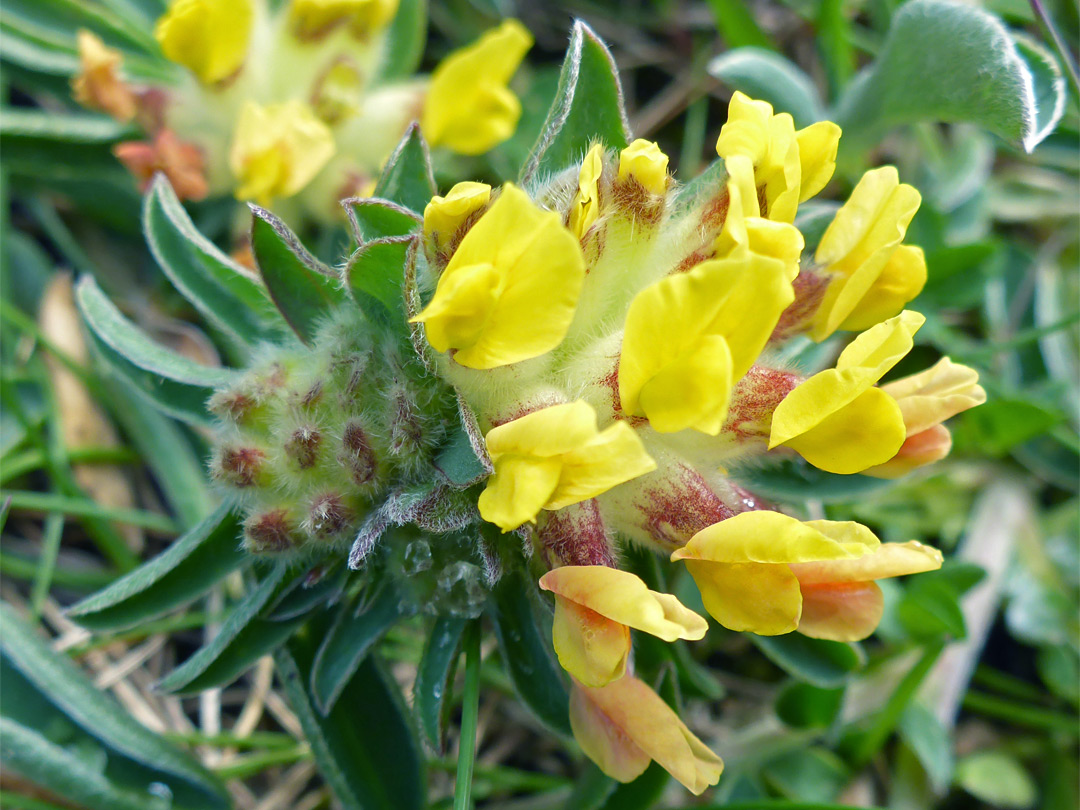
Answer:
[{"xmin": 155, "ymin": 0, "xmax": 254, "ymax": 84}]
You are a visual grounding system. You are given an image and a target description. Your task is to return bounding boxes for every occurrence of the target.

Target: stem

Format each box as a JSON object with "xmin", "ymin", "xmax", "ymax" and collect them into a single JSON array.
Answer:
[
  {"xmin": 29, "ymin": 513, "xmax": 64, "ymax": 617},
  {"xmin": 453, "ymin": 620, "xmax": 482, "ymax": 810},
  {"xmin": 1030, "ymin": 0, "xmax": 1080, "ymax": 100}
]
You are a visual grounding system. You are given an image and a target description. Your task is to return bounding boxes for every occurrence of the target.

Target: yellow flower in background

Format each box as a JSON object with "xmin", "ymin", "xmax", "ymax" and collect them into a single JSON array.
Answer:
[
  {"xmin": 715, "ymin": 91, "xmax": 841, "ymax": 223},
  {"xmin": 671, "ymin": 511, "xmax": 881, "ymax": 635},
  {"xmin": 423, "ymin": 181, "xmax": 491, "ymax": 256},
  {"xmin": 789, "ymin": 541, "xmax": 943, "ymax": 640},
  {"xmin": 864, "ymin": 357, "xmax": 986, "ymax": 478},
  {"xmin": 769, "ymin": 310, "xmax": 924, "ymax": 474},
  {"xmin": 72, "ymin": 30, "xmax": 137, "ymax": 122},
  {"xmin": 289, "ymin": 0, "xmax": 399, "ymax": 40},
  {"xmin": 619, "ymin": 253, "xmax": 793, "ymax": 434},
  {"xmin": 539, "ymin": 565, "xmax": 706, "ymax": 686},
  {"xmin": 568, "ymin": 144, "xmax": 605, "ymax": 238},
  {"xmin": 421, "ymin": 19, "xmax": 533, "ymax": 155},
  {"xmin": 477, "ymin": 401, "xmax": 656, "ymax": 531},
  {"xmin": 155, "ymin": 0, "xmax": 254, "ymax": 84},
  {"xmin": 570, "ymin": 675, "xmax": 723, "ymax": 793},
  {"xmin": 411, "ymin": 184, "xmax": 585, "ymax": 369},
  {"xmin": 714, "ymin": 155, "xmax": 804, "ymax": 280},
  {"xmin": 811, "ymin": 166, "xmax": 926, "ymax": 340},
  {"xmin": 618, "ymin": 139, "xmax": 669, "ymax": 195},
  {"xmin": 229, "ymin": 100, "xmax": 336, "ymax": 205}
]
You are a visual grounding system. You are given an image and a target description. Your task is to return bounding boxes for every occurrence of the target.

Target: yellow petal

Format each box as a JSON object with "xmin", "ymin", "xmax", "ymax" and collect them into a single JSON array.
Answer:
[
  {"xmin": 551, "ymin": 596, "xmax": 630, "ymax": 687},
  {"xmin": 795, "ymin": 121, "xmax": 841, "ymax": 202},
  {"xmin": 683, "ymin": 559, "xmax": 803, "ymax": 635},
  {"xmin": 477, "ymin": 454, "xmax": 561, "ymax": 531},
  {"xmin": 553, "ymin": 420, "xmax": 658, "ymax": 508},
  {"xmin": 413, "ymin": 184, "xmax": 585, "ymax": 368},
  {"xmin": 619, "ymin": 253, "xmax": 793, "ymax": 433},
  {"xmin": 672, "ymin": 511, "xmax": 879, "ymax": 565},
  {"xmin": 421, "ymin": 20, "xmax": 532, "ymax": 154},
  {"xmin": 568, "ymin": 143, "xmax": 605, "ymax": 239},
  {"xmin": 289, "ymin": 0, "xmax": 398, "ymax": 39},
  {"xmin": 539, "ymin": 566, "xmax": 707, "ymax": 641},
  {"xmin": 797, "ymin": 581, "xmax": 883, "ymax": 641},
  {"xmin": 790, "ymin": 540, "xmax": 943, "ymax": 585},
  {"xmin": 570, "ymin": 677, "xmax": 723, "ymax": 794},
  {"xmin": 423, "ymin": 181, "xmax": 491, "ymax": 253},
  {"xmin": 836, "ymin": 244, "xmax": 928, "ymax": 332},
  {"xmin": 229, "ymin": 100, "xmax": 336, "ymax": 204},
  {"xmin": 881, "ymin": 356, "xmax": 987, "ymax": 435},
  {"xmin": 862, "ymin": 424, "xmax": 954, "ymax": 478},
  {"xmin": 155, "ymin": 0, "xmax": 253, "ymax": 84},
  {"xmin": 485, "ymin": 401, "xmax": 598, "ymax": 460},
  {"xmin": 618, "ymin": 138, "xmax": 669, "ymax": 195},
  {"xmin": 410, "ymin": 262, "xmax": 501, "ymax": 353}
]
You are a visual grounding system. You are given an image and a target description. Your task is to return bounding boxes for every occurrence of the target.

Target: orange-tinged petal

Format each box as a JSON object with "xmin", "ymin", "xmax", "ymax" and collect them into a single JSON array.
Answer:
[
  {"xmin": 570, "ymin": 676, "xmax": 723, "ymax": 793},
  {"xmin": 862, "ymin": 424, "xmax": 953, "ymax": 478},
  {"xmin": 551, "ymin": 597, "xmax": 630, "ymax": 686},
  {"xmin": 882, "ymin": 357, "xmax": 987, "ymax": 435},
  {"xmin": 797, "ymin": 581, "xmax": 884, "ymax": 641}
]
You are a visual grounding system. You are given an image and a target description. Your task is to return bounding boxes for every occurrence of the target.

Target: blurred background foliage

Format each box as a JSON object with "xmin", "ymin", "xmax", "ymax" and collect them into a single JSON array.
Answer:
[{"xmin": 1, "ymin": 1, "xmax": 1077, "ymax": 809}]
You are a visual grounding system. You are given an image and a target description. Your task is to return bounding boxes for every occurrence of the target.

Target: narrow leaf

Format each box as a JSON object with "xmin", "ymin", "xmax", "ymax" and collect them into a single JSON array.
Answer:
[
  {"xmin": 0, "ymin": 603, "xmax": 227, "ymax": 806},
  {"xmin": 372, "ymin": 0, "xmax": 426, "ymax": 83},
  {"xmin": 250, "ymin": 206, "xmax": 346, "ymax": 344},
  {"xmin": 708, "ymin": 47, "xmax": 825, "ymax": 127},
  {"xmin": 372, "ymin": 124, "xmax": 436, "ymax": 215},
  {"xmin": 68, "ymin": 502, "xmax": 246, "ymax": 631},
  {"xmin": 751, "ymin": 634, "xmax": 864, "ymax": 689},
  {"xmin": 0, "ymin": 107, "xmax": 135, "ymax": 142},
  {"xmin": 522, "ymin": 20, "xmax": 631, "ymax": 182},
  {"xmin": 414, "ymin": 615, "xmax": 466, "ymax": 751},
  {"xmin": 311, "ymin": 585, "xmax": 402, "ymax": 714}
]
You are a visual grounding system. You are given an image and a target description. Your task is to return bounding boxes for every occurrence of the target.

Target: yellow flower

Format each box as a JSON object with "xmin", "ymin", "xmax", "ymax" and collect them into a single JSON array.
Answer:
[
  {"xmin": 421, "ymin": 20, "xmax": 532, "ymax": 155},
  {"xmin": 715, "ymin": 91, "xmax": 841, "ymax": 223},
  {"xmin": 672, "ymin": 512, "xmax": 877, "ymax": 635},
  {"xmin": 618, "ymin": 139, "xmax": 669, "ymax": 195},
  {"xmin": 423, "ymin": 181, "xmax": 491, "ymax": 259},
  {"xmin": 769, "ymin": 310, "xmax": 924, "ymax": 474},
  {"xmin": 411, "ymin": 184, "xmax": 585, "ymax": 369},
  {"xmin": 863, "ymin": 357, "xmax": 986, "ymax": 478},
  {"xmin": 289, "ymin": 0, "xmax": 399, "ymax": 40},
  {"xmin": 229, "ymin": 100, "xmax": 336, "ymax": 205},
  {"xmin": 155, "ymin": 0, "xmax": 254, "ymax": 85},
  {"xmin": 788, "ymin": 541, "xmax": 943, "ymax": 640},
  {"xmin": 477, "ymin": 401, "xmax": 656, "ymax": 531},
  {"xmin": 539, "ymin": 565, "xmax": 706, "ymax": 686},
  {"xmin": 72, "ymin": 30, "xmax": 137, "ymax": 122},
  {"xmin": 714, "ymin": 155, "xmax": 804, "ymax": 280},
  {"xmin": 568, "ymin": 144, "xmax": 604, "ymax": 239},
  {"xmin": 570, "ymin": 675, "xmax": 723, "ymax": 793},
  {"xmin": 619, "ymin": 252, "xmax": 794, "ymax": 434},
  {"xmin": 811, "ymin": 167, "xmax": 926, "ymax": 340}
]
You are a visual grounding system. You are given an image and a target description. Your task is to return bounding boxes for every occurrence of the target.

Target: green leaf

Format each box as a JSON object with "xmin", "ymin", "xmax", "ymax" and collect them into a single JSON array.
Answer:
[
  {"xmin": 0, "ymin": 108, "xmax": 136, "ymax": 142},
  {"xmin": 751, "ymin": 634, "xmax": 863, "ymax": 689},
  {"xmin": 276, "ymin": 636, "xmax": 424, "ymax": 810},
  {"xmin": 76, "ymin": 276, "xmax": 234, "ymax": 427},
  {"xmin": 433, "ymin": 411, "xmax": 491, "ymax": 488},
  {"xmin": 735, "ymin": 460, "xmax": 896, "ymax": 504},
  {"xmin": 372, "ymin": 124, "xmax": 436, "ymax": 215},
  {"xmin": 250, "ymin": 205, "xmax": 346, "ymax": 344},
  {"xmin": 0, "ymin": 603, "xmax": 227, "ymax": 807},
  {"xmin": 708, "ymin": 48, "xmax": 824, "ymax": 127},
  {"xmin": 775, "ymin": 682, "xmax": 844, "ymax": 729},
  {"xmin": 899, "ymin": 701, "xmax": 954, "ymax": 793},
  {"xmin": 598, "ymin": 762, "xmax": 669, "ymax": 810},
  {"xmin": 157, "ymin": 564, "xmax": 299, "ymax": 695},
  {"xmin": 344, "ymin": 198, "xmax": 422, "ymax": 242},
  {"xmin": 521, "ymin": 20, "xmax": 631, "ymax": 182},
  {"xmin": 1012, "ymin": 33, "xmax": 1068, "ymax": 148},
  {"xmin": 345, "ymin": 236, "xmax": 413, "ymax": 323},
  {"xmin": 704, "ymin": 0, "xmax": 778, "ymax": 51},
  {"xmin": 310, "ymin": 585, "xmax": 402, "ymax": 714},
  {"xmin": 898, "ymin": 579, "xmax": 968, "ymax": 640},
  {"xmin": 68, "ymin": 502, "xmax": 245, "ymax": 631},
  {"xmin": 956, "ymin": 750, "xmax": 1038, "ymax": 809},
  {"xmin": 143, "ymin": 176, "xmax": 281, "ymax": 352},
  {"xmin": 833, "ymin": 0, "xmax": 1065, "ymax": 153},
  {"xmin": 761, "ymin": 747, "xmax": 849, "ymax": 802},
  {"xmin": 414, "ymin": 615, "xmax": 466, "ymax": 751},
  {"xmin": 488, "ymin": 566, "xmax": 571, "ymax": 735},
  {"xmin": 372, "ymin": 0, "xmax": 426, "ymax": 83},
  {"xmin": 0, "ymin": 717, "xmax": 149, "ymax": 810}
]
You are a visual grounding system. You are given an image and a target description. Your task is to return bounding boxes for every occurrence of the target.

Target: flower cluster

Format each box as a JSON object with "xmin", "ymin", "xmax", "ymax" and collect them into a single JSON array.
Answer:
[
  {"xmin": 72, "ymin": 0, "xmax": 530, "ymax": 218},
  {"xmin": 406, "ymin": 92, "xmax": 985, "ymax": 790}
]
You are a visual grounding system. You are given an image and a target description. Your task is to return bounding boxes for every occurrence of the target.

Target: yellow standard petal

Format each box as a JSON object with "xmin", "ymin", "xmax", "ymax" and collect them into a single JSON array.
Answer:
[
  {"xmin": 619, "ymin": 252, "xmax": 794, "ymax": 434},
  {"xmin": 423, "ymin": 181, "xmax": 491, "ymax": 256},
  {"xmin": 618, "ymin": 139, "xmax": 669, "ymax": 195},
  {"xmin": 769, "ymin": 310, "xmax": 924, "ymax": 474},
  {"xmin": 411, "ymin": 184, "xmax": 585, "ymax": 368},
  {"xmin": 477, "ymin": 401, "xmax": 656, "ymax": 531},
  {"xmin": 289, "ymin": 0, "xmax": 399, "ymax": 40},
  {"xmin": 420, "ymin": 19, "xmax": 533, "ymax": 155},
  {"xmin": 568, "ymin": 143, "xmax": 605, "ymax": 239},
  {"xmin": 570, "ymin": 676, "xmax": 723, "ymax": 794},
  {"xmin": 811, "ymin": 167, "xmax": 924, "ymax": 340},
  {"xmin": 881, "ymin": 356, "xmax": 987, "ymax": 435},
  {"xmin": 671, "ymin": 511, "xmax": 879, "ymax": 635},
  {"xmin": 155, "ymin": 0, "xmax": 254, "ymax": 85},
  {"xmin": 229, "ymin": 100, "xmax": 336, "ymax": 205},
  {"xmin": 795, "ymin": 120, "xmax": 842, "ymax": 202}
]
